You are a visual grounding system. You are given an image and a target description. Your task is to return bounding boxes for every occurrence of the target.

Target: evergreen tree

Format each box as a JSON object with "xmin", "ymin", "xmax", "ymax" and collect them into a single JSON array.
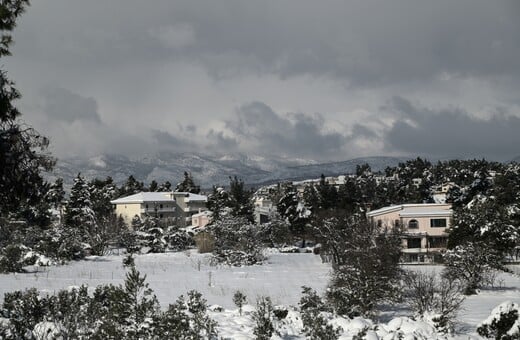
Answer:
[
  {"xmin": 228, "ymin": 176, "xmax": 253, "ymax": 221},
  {"xmin": 176, "ymin": 172, "xmax": 200, "ymax": 193},
  {"xmin": 119, "ymin": 175, "xmax": 144, "ymax": 197},
  {"xmin": 277, "ymin": 183, "xmax": 310, "ymax": 245},
  {"xmin": 158, "ymin": 180, "xmax": 172, "ymax": 191},
  {"xmin": 122, "ymin": 266, "xmax": 160, "ymax": 339},
  {"xmin": 206, "ymin": 186, "xmax": 230, "ymax": 221},
  {"xmin": 316, "ymin": 213, "xmax": 402, "ymax": 317},
  {"xmin": 0, "ymin": 0, "xmax": 55, "ymax": 217},
  {"xmin": 148, "ymin": 180, "xmax": 158, "ymax": 192}
]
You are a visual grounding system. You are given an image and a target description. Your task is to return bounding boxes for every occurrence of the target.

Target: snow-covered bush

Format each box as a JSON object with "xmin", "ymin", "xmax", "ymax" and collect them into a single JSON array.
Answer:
[
  {"xmin": 209, "ymin": 216, "xmax": 265, "ymax": 266},
  {"xmin": 319, "ymin": 215, "xmax": 402, "ymax": 317},
  {"xmin": 403, "ymin": 271, "xmax": 464, "ymax": 333},
  {"xmin": 253, "ymin": 296, "xmax": 276, "ymax": 340},
  {"xmin": 444, "ymin": 242, "xmax": 501, "ymax": 295},
  {"xmin": 477, "ymin": 301, "xmax": 520, "ymax": 339},
  {"xmin": 0, "ymin": 268, "xmax": 219, "ymax": 339},
  {"xmin": 233, "ymin": 290, "xmax": 247, "ymax": 316},
  {"xmin": 299, "ymin": 286, "xmax": 341, "ymax": 340}
]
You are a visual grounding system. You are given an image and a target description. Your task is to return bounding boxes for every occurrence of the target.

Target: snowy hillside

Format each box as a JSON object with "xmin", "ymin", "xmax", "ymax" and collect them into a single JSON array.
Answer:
[{"xmin": 49, "ymin": 153, "xmax": 406, "ymax": 189}]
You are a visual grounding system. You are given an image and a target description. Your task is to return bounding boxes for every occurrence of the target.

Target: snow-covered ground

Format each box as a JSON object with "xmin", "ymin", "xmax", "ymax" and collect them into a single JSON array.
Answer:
[
  {"xmin": 0, "ymin": 251, "xmax": 330, "ymax": 309},
  {"xmin": 1, "ymin": 251, "xmax": 519, "ymax": 338}
]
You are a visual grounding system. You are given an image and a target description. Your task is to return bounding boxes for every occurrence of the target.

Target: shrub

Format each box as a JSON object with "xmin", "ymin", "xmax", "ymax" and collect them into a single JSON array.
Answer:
[
  {"xmin": 233, "ymin": 290, "xmax": 247, "ymax": 315},
  {"xmin": 0, "ymin": 244, "xmax": 25, "ymax": 273},
  {"xmin": 299, "ymin": 287, "xmax": 340, "ymax": 340},
  {"xmin": 443, "ymin": 242, "xmax": 502, "ymax": 295},
  {"xmin": 195, "ymin": 232, "xmax": 215, "ymax": 253},
  {"xmin": 477, "ymin": 301, "xmax": 520, "ymax": 339},
  {"xmin": 253, "ymin": 296, "xmax": 275, "ymax": 340},
  {"xmin": 403, "ymin": 271, "xmax": 464, "ymax": 333}
]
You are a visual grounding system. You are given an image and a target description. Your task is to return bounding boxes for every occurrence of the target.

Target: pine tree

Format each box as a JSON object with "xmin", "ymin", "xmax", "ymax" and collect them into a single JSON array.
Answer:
[
  {"xmin": 228, "ymin": 176, "xmax": 254, "ymax": 221},
  {"xmin": 148, "ymin": 180, "xmax": 158, "ymax": 192},
  {"xmin": 176, "ymin": 172, "xmax": 200, "ymax": 193},
  {"xmin": 0, "ymin": 1, "xmax": 55, "ymax": 217},
  {"xmin": 119, "ymin": 175, "xmax": 144, "ymax": 197},
  {"xmin": 122, "ymin": 266, "xmax": 160, "ymax": 339}
]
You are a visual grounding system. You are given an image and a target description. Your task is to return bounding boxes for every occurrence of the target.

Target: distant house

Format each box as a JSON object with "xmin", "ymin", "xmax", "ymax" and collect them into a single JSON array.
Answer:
[
  {"xmin": 191, "ymin": 210, "xmax": 212, "ymax": 229},
  {"xmin": 111, "ymin": 191, "xmax": 208, "ymax": 227},
  {"xmin": 367, "ymin": 203, "xmax": 453, "ymax": 263},
  {"xmin": 253, "ymin": 197, "xmax": 276, "ymax": 224}
]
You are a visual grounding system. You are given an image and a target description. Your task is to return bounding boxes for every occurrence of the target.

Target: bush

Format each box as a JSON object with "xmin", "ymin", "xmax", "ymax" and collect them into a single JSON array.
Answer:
[
  {"xmin": 209, "ymin": 216, "xmax": 265, "ymax": 266},
  {"xmin": 195, "ymin": 232, "xmax": 215, "ymax": 253},
  {"xmin": 315, "ymin": 214, "xmax": 402, "ymax": 318},
  {"xmin": 299, "ymin": 287, "xmax": 340, "ymax": 340},
  {"xmin": 403, "ymin": 271, "xmax": 464, "ymax": 333},
  {"xmin": 253, "ymin": 296, "xmax": 275, "ymax": 340},
  {"xmin": 477, "ymin": 301, "xmax": 520, "ymax": 339},
  {"xmin": 233, "ymin": 290, "xmax": 247, "ymax": 315},
  {"xmin": 0, "ymin": 244, "xmax": 25, "ymax": 273},
  {"xmin": 443, "ymin": 242, "xmax": 502, "ymax": 295}
]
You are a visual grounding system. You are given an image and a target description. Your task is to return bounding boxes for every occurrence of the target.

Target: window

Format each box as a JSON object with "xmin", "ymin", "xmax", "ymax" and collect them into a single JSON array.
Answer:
[
  {"xmin": 408, "ymin": 219, "xmax": 419, "ymax": 229},
  {"xmin": 430, "ymin": 219, "xmax": 447, "ymax": 228},
  {"xmin": 407, "ymin": 238, "xmax": 421, "ymax": 249},
  {"xmin": 428, "ymin": 237, "xmax": 447, "ymax": 248},
  {"xmin": 394, "ymin": 219, "xmax": 400, "ymax": 227},
  {"xmin": 377, "ymin": 219, "xmax": 383, "ymax": 228},
  {"xmin": 160, "ymin": 204, "xmax": 163, "ymax": 209},
  {"xmin": 146, "ymin": 204, "xmax": 149, "ymax": 209}
]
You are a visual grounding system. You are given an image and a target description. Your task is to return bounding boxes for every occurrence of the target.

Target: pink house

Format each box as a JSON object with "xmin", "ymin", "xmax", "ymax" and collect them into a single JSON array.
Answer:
[{"xmin": 367, "ymin": 203, "xmax": 452, "ymax": 263}]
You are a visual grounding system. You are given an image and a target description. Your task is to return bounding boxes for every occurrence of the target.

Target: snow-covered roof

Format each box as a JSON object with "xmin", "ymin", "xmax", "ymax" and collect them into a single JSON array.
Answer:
[
  {"xmin": 182, "ymin": 193, "xmax": 207, "ymax": 202},
  {"xmin": 192, "ymin": 210, "xmax": 212, "ymax": 218},
  {"xmin": 111, "ymin": 192, "xmax": 174, "ymax": 204},
  {"xmin": 111, "ymin": 191, "xmax": 207, "ymax": 204},
  {"xmin": 367, "ymin": 203, "xmax": 452, "ymax": 218}
]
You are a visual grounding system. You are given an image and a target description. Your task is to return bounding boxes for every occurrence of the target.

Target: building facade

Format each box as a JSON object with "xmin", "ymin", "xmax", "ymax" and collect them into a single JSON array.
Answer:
[
  {"xmin": 367, "ymin": 203, "xmax": 453, "ymax": 263},
  {"xmin": 111, "ymin": 191, "xmax": 208, "ymax": 227}
]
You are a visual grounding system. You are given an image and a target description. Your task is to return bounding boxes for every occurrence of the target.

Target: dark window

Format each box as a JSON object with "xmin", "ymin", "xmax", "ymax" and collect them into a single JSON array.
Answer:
[
  {"xmin": 145, "ymin": 204, "xmax": 149, "ymax": 209},
  {"xmin": 407, "ymin": 238, "xmax": 421, "ymax": 248},
  {"xmin": 428, "ymin": 237, "xmax": 447, "ymax": 248},
  {"xmin": 159, "ymin": 214, "xmax": 163, "ymax": 218},
  {"xmin": 430, "ymin": 219, "xmax": 447, "ymax": 228},
  {"xmin": 160, "ymin": 204, "xmax": 163, "ymax": 209},
  {"xmin": 394, "ymin": 219, "xmax": 400, "ymax": 227},
  {"xmin": 259, "ymin": 214, "xmax": 269, "ymax": 224},
  {"xmin": 408, "ymin": 219, "xmax": 419, "ymax": 229},
  {"xmin": 377, "ymin": 219, "xmax": 382, "ymax": 228}
]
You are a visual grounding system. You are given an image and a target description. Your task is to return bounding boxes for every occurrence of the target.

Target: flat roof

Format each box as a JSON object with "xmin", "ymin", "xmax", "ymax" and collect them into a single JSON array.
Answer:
[
  {"xmin": 111, "ymin": 191, "xmax": 207, "ymax": 204},
  {"xmin": 367, "ymin": 203, "xmax": 452, "ymax": 217}
]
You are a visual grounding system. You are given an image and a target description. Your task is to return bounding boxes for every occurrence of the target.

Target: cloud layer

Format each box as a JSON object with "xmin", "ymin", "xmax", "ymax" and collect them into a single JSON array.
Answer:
[{"xmin": 4, "ymin": 0, "xmax": 520, "ymax": 161}]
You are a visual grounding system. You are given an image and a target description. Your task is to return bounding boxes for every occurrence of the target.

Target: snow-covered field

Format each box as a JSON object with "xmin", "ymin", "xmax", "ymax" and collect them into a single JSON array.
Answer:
[
  {"xmin": 0, "ymin": 251, "xmax": 330, "ymax": 309},
  {"xmin": 1, "ymin": 251, "xmax": 520, "ymax": 338}
]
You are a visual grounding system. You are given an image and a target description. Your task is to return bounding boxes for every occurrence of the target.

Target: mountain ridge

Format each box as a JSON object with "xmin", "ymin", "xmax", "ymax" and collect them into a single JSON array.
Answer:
[{"xmin": 48, "ymin": 153, "xmax": 408, "ymax": 190}]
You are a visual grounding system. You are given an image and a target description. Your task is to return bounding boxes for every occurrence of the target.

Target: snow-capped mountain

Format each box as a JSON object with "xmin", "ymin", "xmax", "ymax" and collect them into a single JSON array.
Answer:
[{"xmin": 48, "ymin": 152, "xmax": 407, "ymax": 189}]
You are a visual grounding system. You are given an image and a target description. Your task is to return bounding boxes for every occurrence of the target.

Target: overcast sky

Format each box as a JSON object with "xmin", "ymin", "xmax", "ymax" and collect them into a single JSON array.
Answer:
[{"xmin": 5, "ymin": 0, "xmax": 520, "ymax": 162}]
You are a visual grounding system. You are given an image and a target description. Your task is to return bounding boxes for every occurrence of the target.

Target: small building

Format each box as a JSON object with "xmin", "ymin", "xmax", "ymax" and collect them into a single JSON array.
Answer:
[
  {"xmin": 367, "ymin": 203, "xmax": 453, "ymax": 263},
  {"xmin": 111, "ymin": 191, "xmax": 208, "ymax": 227},
  {"xmin": 253, "ymin": 197, "xmax": 277, "ymax": 224},
  {"xmin": 191, "ymin": 210, "xmax": 213, "ymax": 229}
]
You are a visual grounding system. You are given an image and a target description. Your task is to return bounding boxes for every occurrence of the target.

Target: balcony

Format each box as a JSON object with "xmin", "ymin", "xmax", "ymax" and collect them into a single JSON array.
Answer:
[{"xmin": 140, "ymin": 207, "xmax": 175, "ymax": 214}]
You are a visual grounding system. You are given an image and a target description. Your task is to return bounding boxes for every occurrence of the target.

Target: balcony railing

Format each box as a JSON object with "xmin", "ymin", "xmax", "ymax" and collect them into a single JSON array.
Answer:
[{"xmin": 140, "ymin": 207, "xmax": 175, "ymax": 213}]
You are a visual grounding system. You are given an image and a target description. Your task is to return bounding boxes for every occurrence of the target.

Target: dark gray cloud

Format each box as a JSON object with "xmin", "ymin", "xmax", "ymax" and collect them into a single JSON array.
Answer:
[
  {"xmin": 4, "ymin": 1, "xmax": 520, "ymax": 161},
  {"xmin": 385, "ymin": 96, "xmax": 520, "ymax": 160},
  {"xmin": 226, "ymin": 102, "xmax": 344, "ymax": 158},
  {"xmin": 11, "ymin": 0, "xmax": 520, "ymax": 86},
  {"xmin": 42, "ymin": 88, "xmax": 101, "ymax": 123}
]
